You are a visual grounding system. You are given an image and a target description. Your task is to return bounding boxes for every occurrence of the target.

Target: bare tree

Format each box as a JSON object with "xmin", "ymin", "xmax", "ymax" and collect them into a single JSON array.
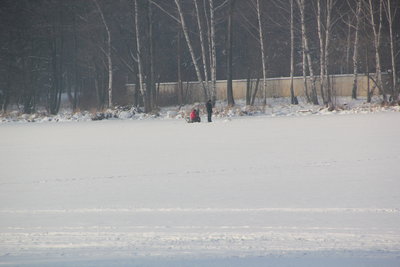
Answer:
[
  {"xmin": 134, "ymin": 0, "xmax": 146, "ymax": 111},
  {"xmin": 147, "ymin": 1, "xmax": 156, "ymax": 109},
  {"xmin": 317, "ymin": 0, "xmax": 326, "ymax": 103},
  {"xmin": 69, "ymin": 13, "xmax": 81, "ymax": 111},
  {"xmin": 383, "ymin": 0, "xmax": 398, "ymax": 101},
  {"xmin": 368, "ymin": 0, "xmax": 386, "ymax": 102},
  {"xmin": 174, "ymin": 0, "xmax": 208, "ymax": 100},
  {"xmin": 93, "ymin": 0, "xmax": 113, "ymax": 108},
  {"xmin": 194, "ymin": 0, "xmax": 210, "ymax": 97},
  {"xmin": 289, "ymin": 0, "xmax": 297, "ymax": 105},
  {"xmin": 317, "ymin": 0, "xmax": 336, "ymax": 107},
  {"xmin": 255, "ymin": 0, "xmax": 267, "ymax": 105},
  {"xmin": 226, "ymin": 0, "xmax": 236, "ymax": 106},
  {"xmin": 351, "ymin": 0, "xmax": 362, "ymax": 99},
  {"xmin": 47, "ymin": 1, "xmax": 65, "ymax": 115},
  {"xmin": 297, "ymin": 0, "xmax": 318, "ymax": 104},
  {"xmin": 3, "ymin": 0, "xmax": 398, "ymax": 113},
  {"xmin": 177, "ymin": 30, "xmax": 184, "ymax": 106},
  {"xmin": 209, "ymin": 0, "xmax": 217, "ymax": 102},
  {"xmin": 345, "ymin": 14, "xmax": 352, "ymax": 74},
  {"xmin": 324, "ymin": 0, "xmax": 334, "ymax": 106}
]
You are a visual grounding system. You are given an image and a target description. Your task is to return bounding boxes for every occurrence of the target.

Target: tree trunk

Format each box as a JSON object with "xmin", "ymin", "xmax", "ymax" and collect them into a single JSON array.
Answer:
[
  {"xmin": 24, "ymin": 57, "xmax": 35, "ymax": 114},
  {"xmin": 134, "ymin": 0, "xmax": 148, "ymax": 112},
  {"xmin": 47, "ymin": 5, "xmax": 63, "ymax": 115},
  {"xmin": 246, "ymin": 68, "xmax": 252, "ymax": 106},
  {"xmin": 93, "ymin": 0, "xmax": 113, "ymax": 108},
  {"xmin": 324, "ymin": 0, "xmax": 333, "ymax": 106},
  {"xmin": 317, "ymin": 0, "xmax": 326, "ymax": 104},
  {"xmin": 251, "ymin": 76, "xmax": 260, "ymax": 106},
  {"xmin": 256, "ymin": 0, "xmax": 267, "ymax": 106},
  {"xmin": 174, "ymin": 0, "xmax": 208, "ymax": 100},
  {"xmin": 369, "ymin": 0, "xmax": 386, "ymax": 102},
  {"xmin": 209, "ymin": 0, "xmax": 217, "ymax": 102},
  {"xmin": 352, "ymin": 0, "xmax": 362, "ymax": 99},
  {"xmin": 2, "ymin": 31, "xmax": 12, "ymax": 113},
  {"xmin": 133, "ymin": 65, "xmax": 140, "ymax": 108},
  {"xmin": 72, "ymin": 13, "xmax": 80, "ymax": 111},
  {"xmin": 203, "ymin": 0, "xmax": 212, "ymax": 93},
  {"xmin": 94, "ymin": 64, "xmax": 104, "ymax": 109},
  {"xmin": 289, "ymin": 0, "xmax": 297, "ymax": 105},
  {"xmin": 2, "ymin": 71, "xmax": 11, "ymax": 113},
  {"xmin": 306, "ymin": 32, "xmax": 318, "ymax": 103},
  {"xmin": 384, "ymin": 0, "xmax": 398, "ymax": 101},
  {"xmin": 194, "ymin": 0, "xmax": 210, "ymax": 98},
  {"xmin": 149, "ymin": 1, "xmax": 156, "ymax": 109},
  {"xmin": 366, "ymin": 46, "xmax": 372, "ymax": 103},
  {"xmin": 345, "ymin": 14, "xmax": 351, "ymax": 74},
  {"xmin": 177, "ymin": 30, "xmax": 183, "ymax": 106},
  {"xmin": 146, "ymin": 0, "xmax": 156, "ymax": 111},
  {"xmin": 301, "ymin": 33, "xmax": 309, "ymax": 102},
  {"xmin": 297, "ymin": 0, "xmax": 318, "ymax": 105},
  {"xmin": 226, "ymin": 0, "xmax": 235, "ymax": 106}
]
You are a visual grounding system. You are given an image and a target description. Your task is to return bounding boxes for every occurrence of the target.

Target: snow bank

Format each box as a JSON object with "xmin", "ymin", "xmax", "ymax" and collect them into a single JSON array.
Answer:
[{"xmin": 1, "ymin": 97, "xmax": 399, "ymax": 123}]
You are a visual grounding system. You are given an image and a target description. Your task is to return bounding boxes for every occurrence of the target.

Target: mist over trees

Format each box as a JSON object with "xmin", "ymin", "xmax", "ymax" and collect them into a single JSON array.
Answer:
[{"xmin": 0, "ymin": 0, "xmax": 399, "ymax": 114}]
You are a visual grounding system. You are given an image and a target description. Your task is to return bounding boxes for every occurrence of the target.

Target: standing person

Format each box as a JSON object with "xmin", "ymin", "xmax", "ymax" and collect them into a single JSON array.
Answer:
[{"xmin": 206, "ymin": 100, "xmax": 213, "ymax": 122}]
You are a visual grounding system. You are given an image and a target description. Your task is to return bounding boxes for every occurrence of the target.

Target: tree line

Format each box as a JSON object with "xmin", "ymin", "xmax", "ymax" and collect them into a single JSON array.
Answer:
[{"xmin": 0, "ymin": 0, "xmax": 398, "ymax": 114}]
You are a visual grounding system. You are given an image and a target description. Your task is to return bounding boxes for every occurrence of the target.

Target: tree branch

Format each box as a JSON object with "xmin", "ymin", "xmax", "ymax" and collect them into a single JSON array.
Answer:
[{"xmin": 148, "ymin": 0, "xmax": 180, "ymax": 24}]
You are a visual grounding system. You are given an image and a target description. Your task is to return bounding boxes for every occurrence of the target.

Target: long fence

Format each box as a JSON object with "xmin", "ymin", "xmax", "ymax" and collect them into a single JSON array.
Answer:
[{"xmin": 126, "ymin": 74, "xmax": 390, "ymax": 106}]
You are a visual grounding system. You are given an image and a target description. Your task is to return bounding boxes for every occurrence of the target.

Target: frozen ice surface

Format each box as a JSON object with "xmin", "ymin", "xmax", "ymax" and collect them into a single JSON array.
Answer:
[{"xmin": 0, "ymin": 111, "xmax": 399, "ymax": 266}]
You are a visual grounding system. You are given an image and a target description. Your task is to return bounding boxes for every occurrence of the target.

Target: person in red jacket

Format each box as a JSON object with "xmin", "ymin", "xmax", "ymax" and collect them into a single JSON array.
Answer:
[{"xmin": 189, "ymin": 108, "xmax": 200, "ymax": 123}]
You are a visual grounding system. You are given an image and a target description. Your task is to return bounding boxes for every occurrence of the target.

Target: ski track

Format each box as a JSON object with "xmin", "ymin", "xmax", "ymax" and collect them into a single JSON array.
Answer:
[
  {"xmin": 0, "ymin": 207, "xmax": 399, "ymax": 214},
  {"xmin": 1, "ymin": 225, "xmax": 399, "ymax": 258},
  {"xmin": 1, "ymin": 208, "xmax": 399, "ymax": 260}
]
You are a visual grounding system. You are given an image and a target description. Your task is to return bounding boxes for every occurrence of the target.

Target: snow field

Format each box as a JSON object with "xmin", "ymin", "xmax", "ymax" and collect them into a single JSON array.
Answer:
[{"xmin": 0, "ymin": 112, "xmax": 399, "ymax": 266}]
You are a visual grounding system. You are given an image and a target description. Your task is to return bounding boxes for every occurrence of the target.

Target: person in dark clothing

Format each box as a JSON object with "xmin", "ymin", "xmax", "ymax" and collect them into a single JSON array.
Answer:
[
  {"xmin": 206, "ymin": 100, "xmax": 213, "ymax": 122},
  {"xmin": 195, "ymin": 109, "xmax": 200, "ymax": 121}
]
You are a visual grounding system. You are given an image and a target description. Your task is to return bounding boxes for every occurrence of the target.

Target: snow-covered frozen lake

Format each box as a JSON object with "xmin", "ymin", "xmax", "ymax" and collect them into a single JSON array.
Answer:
[{"xmin": 1, "ymin": 112, "xmax": 399, "ymax": 266}]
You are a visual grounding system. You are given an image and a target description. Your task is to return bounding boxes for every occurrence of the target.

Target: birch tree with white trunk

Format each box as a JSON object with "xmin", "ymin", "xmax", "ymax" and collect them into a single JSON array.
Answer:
[
  {"xmin": 209, "ymin": 0, "xmax": 217, "ymax": 102},
  {"xmin": 368, "ymin": 0, "xmax": 386, "ymax": 102},
  {"xmin": 297, "ymin": 0, "xmax": 318, "ymax": 104},
  {"xmin": 289, "ymin": 0, "xmax": 297, "ymax": 105},
  {"xmin": 226, "ymin": 0, "xmax": 236, "ymax": 106},
  {"xmin": 255, "ymin": 0, "xmax": 267, "ymax": 105},
  {"xmin": 174, "ymin": 0, "xmax": 208, "ymax": 100},
  {"xmin": 323, "ymin": 0, "xmax": 334, "ymax": 106},
  {"xmin": 352, "ymin": 0, "xmax": 362, "ymax": 99},
  {"xmin": 317, "ymin": 0, "xmax": 335, "ymax": 106},
  {"xmin": 317, "ymin": 0, "xmax": 326, "ymax": 103},
  {"xmin": 194, "ymin": 0, "xmax": 210, "ymax": 98},
  {"xmin": 134, "ymin": 0, "xmax": 146, "ymax": 111},
  {"xmin": 93, "ymin": 0, "xmax": 113, "ymax": 108},
  {"xmin": 383, "ymin": 0, "xmax": 398, "ymax": 101}
]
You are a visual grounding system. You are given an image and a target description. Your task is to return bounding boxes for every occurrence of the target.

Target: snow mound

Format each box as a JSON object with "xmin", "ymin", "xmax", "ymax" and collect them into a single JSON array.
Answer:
[{"xmin": 1, "ymin": 97, "xmax": 399, "ymax": 123}]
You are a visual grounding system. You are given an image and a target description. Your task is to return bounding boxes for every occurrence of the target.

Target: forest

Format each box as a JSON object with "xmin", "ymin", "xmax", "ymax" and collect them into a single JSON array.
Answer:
[{"xmin": 0, "ymin": 0, "xmax": 399, "ymax": 114}]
